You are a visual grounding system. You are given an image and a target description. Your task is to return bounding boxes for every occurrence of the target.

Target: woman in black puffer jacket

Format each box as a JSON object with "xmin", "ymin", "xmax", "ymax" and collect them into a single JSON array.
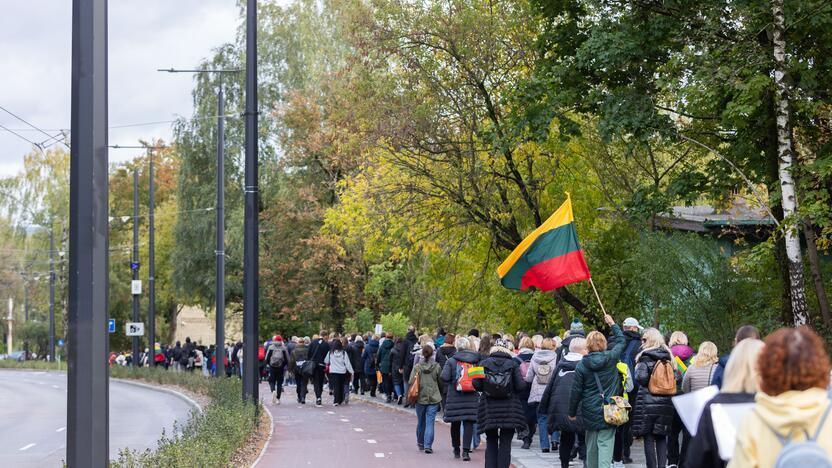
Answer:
[
  {"xmin": 631, "ymin": 328, "xmax": 675, "ymax": 468},
  {"xmin": 440, "ymin": 336, "xmax": 480, "ymax": 461},
  {"xmin": 473, "ymin": 340, "xmax": 527, "ymax": 468}
]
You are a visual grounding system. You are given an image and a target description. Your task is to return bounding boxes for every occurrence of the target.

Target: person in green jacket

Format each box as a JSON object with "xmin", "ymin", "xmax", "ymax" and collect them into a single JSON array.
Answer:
[
  {"xmin": 568, "ymin": 314, "xmax": 626, "ymax": 468},
  {"xmin": 376, "ymin": 334, "xmax": 395, "ymax": 402},
  {"xmin": 410, "ymin": 345, "xmax": 442, "ymax": 453}
]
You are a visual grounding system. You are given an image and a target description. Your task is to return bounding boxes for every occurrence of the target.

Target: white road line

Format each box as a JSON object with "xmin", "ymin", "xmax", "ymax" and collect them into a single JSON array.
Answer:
[
  {"xmin": 56, "ymin": 427, "xmax": 66, "ymax": 432},
  {"xmin": 353, "ymin": 427, "xmax": 364, "ymax": 432},
  {"xmin": 19, "ymin": 443, "xmax": 36, "ymax": 451},
  {"xmin": 366, "ymin": 439, "xmax": 377, "ymax": 444},
  {"xmin": 52, "ymin": 385, "xmax": 60, "ymax": 389},
  {"xmin": 374, "ymin": 453, "xmax": 385, "ymax": 458},
  {"xmin": 340, "ymin": 418, "xmax": 349, "ymax": 422},
  {"xmin": 326, "ymin": 411, "xmax": 335, "ymax": 414}
]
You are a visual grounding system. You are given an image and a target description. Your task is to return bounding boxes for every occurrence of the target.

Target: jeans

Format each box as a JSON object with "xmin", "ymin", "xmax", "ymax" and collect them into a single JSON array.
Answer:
[
  {"xmin": 415, "ymin": 403, "xmax": 439, "ymax": 449},
  {"xmin": 294, "ymin": 369, "xmax": 308, "ymax": 401},
  {"xmin": 585, "ymin": 428, "xmax": 616, "ymax": 468},
  {"xmin": 313, "ymin": 364, "xmax": 326, "ymax": 399},
  {"xmin": 536, "ymin": 412, "xmax": 557, "ymax": 449},
  {"xmin": 450, "ymin": 420, "xmax": 475, "ymax": 450},
  {"xmin": 267, "ymin": 366, "xmax": 285, "ymax": 397},
  {"xmin": 472, "ymin": 423, "xmax": 481, "ymax": 449},
  {"xmin": 330, "ymin": 373, "xmax": 346, "ymax": 404},
  {"xmin": 644, "ymin": 434, "xmax": 668, "ymax": 468},
  {"xmin": 394, "ymin": 383, "xmax": 403, "ymax": 399},
  {"xmin": 484, "ymin": 428, "xmax": 515, "ymax": 468}
]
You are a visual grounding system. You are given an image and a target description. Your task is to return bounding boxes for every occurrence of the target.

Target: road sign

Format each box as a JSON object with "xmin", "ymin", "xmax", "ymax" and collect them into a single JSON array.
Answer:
[
  {"xmin": 57, "ymin": 339, "xmax": 64, "ymax": 347},
  {"xmin": 374, "ymin": 323, "xmax": 383, "ymax": 335},
  {"xmin": 131, "ymin": 280, "xmax": 142, "ymax": 295},
  {"xmin": 130, "ymin": 262, "xmax": 140, "ymax": 271},
  {"xmin": 125, "ymin": 322, "xmax": 144, "ymax": 336},
  {"xmin": 108, "ymin": 319, "xmax": 116, "ymax": 333}
]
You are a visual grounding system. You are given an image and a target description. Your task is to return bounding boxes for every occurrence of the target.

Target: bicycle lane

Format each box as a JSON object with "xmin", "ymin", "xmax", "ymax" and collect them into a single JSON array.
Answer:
[{"xmin": 256, "ymin": 382, "xmax": 486, "ymax": 467}]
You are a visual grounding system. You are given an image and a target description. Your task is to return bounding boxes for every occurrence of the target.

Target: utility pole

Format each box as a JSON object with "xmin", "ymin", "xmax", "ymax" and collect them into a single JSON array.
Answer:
[
  {"xmin": 148, "ymin": 150, "xmax": 156, "ymax": 364},
  {"xmin": 132, "ymin": 169, "xmax": 140, "ymax": 367},
  {"xmin": 68, "ymin": 0, "xmax": 109, "ymax": 464},
  {"xmin": 49, "ymin": 227, "xmax": 55, "ymax": 362},
  {"xmin": 243, "ymin": 0, "xmax": 260, "ymax": 404},
  {"xmin": 157, "ymin": 68, "xmax": 238, "ymax": 378}
]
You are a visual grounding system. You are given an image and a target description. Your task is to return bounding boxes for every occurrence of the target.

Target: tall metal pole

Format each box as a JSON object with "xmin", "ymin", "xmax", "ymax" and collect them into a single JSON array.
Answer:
[
  {"xmin": 243, "ymin": 0, "xmax": 260, "ymax": 403},
  {"xmin": 68, "ymin": 0, "xmax": 109, "ymax": 464},
  {"xmin": 132, "ymin": 170, "xmax": 140, "ymax": 367},
  {"xmin": 49, "ymin": 228, "xmax": 55, "ymax": 362},
  {"xmin": 148, "ymin": 150, "xmax": 156, "ymax": 365},
  {"xmin": 215, "ymin": 85, "xmax": 226, "ymax": 378},
  {"xmin": 23, "ymin": 277, "xmax": 29, "ymax": 358}
]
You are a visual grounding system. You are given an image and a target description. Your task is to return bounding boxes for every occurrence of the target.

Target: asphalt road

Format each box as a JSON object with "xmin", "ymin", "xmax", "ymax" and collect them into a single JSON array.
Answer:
[{"xmin": 0, "ymin": 370, "xmax": 195, "ymax": 467}]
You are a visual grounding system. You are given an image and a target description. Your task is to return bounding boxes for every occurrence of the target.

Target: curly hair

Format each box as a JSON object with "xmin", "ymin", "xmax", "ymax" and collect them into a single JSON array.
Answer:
[{"xmin": 758, "ymin": 327, "xmax": 831, "ymax": 396}]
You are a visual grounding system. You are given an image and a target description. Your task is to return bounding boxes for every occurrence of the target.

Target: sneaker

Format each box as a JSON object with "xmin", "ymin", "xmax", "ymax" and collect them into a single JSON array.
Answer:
[
  {"xmin": 301, "ymin": 400, "xmax": 306, "ymax": 405},
  {"xmin": 552, "ymin": 442, "xmax": 559, "ymax": 452},
  {"xmin": 424, "ymin": 448, "xmax": 433, "ymax": 454},
  {"xmin": 623, "ymin": 457, "xmax": 634, "ymax": 464},
  {"xmin": 462, "ymin": 450, "xmax": 471, "ymax": 461},
  {"xmin": 667, "ymin": 465, "xmax": 679, "ymax": 468},
  {"xmin": 316, "ymin": 398, "xmax": 322, "ymax": 406},
  {"xmin": 334, "ymin": 403, "xmax": 340, "ymax": 406},
  {"xmin": 612, "ymin": 462, "xmax": 624, "ymax": 468},
  {"xmin": 270, "ymin": 391, "xmax": 277, "ymax": 405},
  {"xmin": 418, "ymin": 444, "xmax": 424, "ymax": 451},
  {"xmin": 453, "ymin": 448, "xmax": 460, "ymax": 459},
  {"xmin": 521, "ymin": 439, "xmax": 531, "ymax": 450},
  {"xmin": 276, "ymin": 397, "xmax": 281, "ymax": 405}
]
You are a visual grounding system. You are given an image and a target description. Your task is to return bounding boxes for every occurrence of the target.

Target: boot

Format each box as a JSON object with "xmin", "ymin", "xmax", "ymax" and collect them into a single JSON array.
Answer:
[
  {"xmin": 453, "ymin": 448, "xmax": 460, "ymax": 459},
  {"xmin": 386, "ymin": 395, "xmax": 393, "ymax": 403},
  {"xmin": 521, "ymin": 436, "xmax": 531, "ymax": 449},
  {"xmin": 462, "ymin": 450, "xmax": 471, "ymax": 461}
]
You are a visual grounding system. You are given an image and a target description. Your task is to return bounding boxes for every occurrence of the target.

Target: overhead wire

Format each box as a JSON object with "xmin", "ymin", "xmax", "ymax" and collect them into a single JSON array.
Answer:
[{"xmin": 0, "ymin": 104, "xmax": 69, "ymax": 149}]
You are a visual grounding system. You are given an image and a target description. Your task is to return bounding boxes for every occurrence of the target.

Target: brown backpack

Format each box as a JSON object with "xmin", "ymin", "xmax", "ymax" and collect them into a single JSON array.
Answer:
[{"xmin": 648, "ymin": 359, "xmax": 677, "ymax": 396}]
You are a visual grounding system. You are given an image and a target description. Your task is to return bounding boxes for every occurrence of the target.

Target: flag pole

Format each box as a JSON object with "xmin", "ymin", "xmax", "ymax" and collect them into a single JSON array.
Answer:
[{"xmin": 588, "ymin": 278, "xmax": 607, "ymax": 316}]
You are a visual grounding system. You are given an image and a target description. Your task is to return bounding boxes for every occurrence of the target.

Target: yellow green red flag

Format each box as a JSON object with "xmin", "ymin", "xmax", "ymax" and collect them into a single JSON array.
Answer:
[{"xmin": 497, "ymin": 194, "xmax": 591, "ymax": 292}]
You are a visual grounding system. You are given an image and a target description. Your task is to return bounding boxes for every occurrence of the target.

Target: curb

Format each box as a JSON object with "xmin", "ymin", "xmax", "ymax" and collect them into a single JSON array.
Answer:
[
  {"xmin": 251, "ymin": 403, "xmax": 274, "ymax": 468},
  {"xmin": 111, "ymin": 377, "xmax": 203, "ymax": 414}
]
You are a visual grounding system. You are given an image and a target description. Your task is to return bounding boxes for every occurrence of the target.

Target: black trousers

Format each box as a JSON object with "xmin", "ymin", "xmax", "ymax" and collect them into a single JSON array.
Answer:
[
  {"xmin": 352, "ymin": 371, "xmax": 363, "ymax": 393},
  {"xmin": 382, "ymin": 372, "xmax": 393, "ymax": 397},
  {"xmin": 668, "ymin": 411, "xmax": 690, "ymax": 466},
  {"xmin": 313, "ymin": 364, "xmax": 326, "ymax": 399},
  {"xmin": 267, "ymin": 366, "xmax": 284, "ymax": 397},
  {"xmin": 644, "ymin": 434, "xmax": 668, "ymax": 468},
  {"xmin": 450, "ymin": 420, "xmax": 475, "ymax": 450},
  {"xmin": 330, "ymin": 373, "xmax": 346, "ymax": 404},
  {"xmin": 294, "ymin": 369, "xmax": 308, "ymax": 401},
  {"xmin": 365, "ymin": 372, "xmax": 378, "ymax": 396},
  {"xmin": 484, "ymin": 428, "xmax": 515, "ymax": 468}
]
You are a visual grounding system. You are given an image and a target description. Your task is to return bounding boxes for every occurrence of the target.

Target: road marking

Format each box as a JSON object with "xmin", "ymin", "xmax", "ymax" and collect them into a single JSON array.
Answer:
[
  {"xmin": 353, "ymin": 427, "xmax": 364, "ymax": 432},
  {"xmin": 374, "ymin": 453, "xmax": 385, "ymax": 458},
  {"xmin": 366, "ymin": 439, "xmax": 377, "ymax": 444},
  {"xmin": 52, "ymin": 385, "xmax": 60, "ymax": 389},
  {"xmin": 56, "ymin": 427, "xmax": 66, "ymax": 432},
  {"xmin": 19, "ymin": 443, "xmax": 36, "ymax": 451},
  {"xmin": 340, "ymin": 418, "xmax": 349, "ymax": 422},
  {"xmin": 326, "ymin": 411, "xmax": 335, "ymax": 414}
]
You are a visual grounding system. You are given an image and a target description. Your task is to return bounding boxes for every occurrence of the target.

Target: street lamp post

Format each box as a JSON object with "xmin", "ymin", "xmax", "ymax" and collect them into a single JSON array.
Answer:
[
  {"xmin": 158, "ymin": 67, "xmax": 238, "ymax": 378},
  {"xmin": 132, "ymin": 169, "xmax": 140, "ymax": 367}
]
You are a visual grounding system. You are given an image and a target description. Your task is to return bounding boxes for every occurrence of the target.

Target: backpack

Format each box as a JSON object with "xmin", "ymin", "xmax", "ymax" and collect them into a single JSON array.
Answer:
[
  {"xmin": 648, "ymin": 359, "xmax": 676, "ymax": 396},
  {"xmin": 455, "ymin": 361, "xmax": 477, "ymax": 392},
  {"xmin": 519, "ymin": 359, "xmax": 531, "ymax": 382},
  {"xmin": 760, "ymin": 404, "xmax": 832, "ymax": 468},
  {"xmin": 269, "ymin": 344, "xmax": 286, "ymax": 367},
  {"xmin": 482, "ymin": 367, "xmax": 513, "ymax": 399},
  {"xmin": 536, "ymin": 362, "xmax": 553, "ymax": 385}
]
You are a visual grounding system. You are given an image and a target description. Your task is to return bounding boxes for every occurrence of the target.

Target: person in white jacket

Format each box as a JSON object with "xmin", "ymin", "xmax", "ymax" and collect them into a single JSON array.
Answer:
[
  {"xmin": 526, "ymin": 338, "xmax": 559, "ymax": 451},
  {"xmin": 325, "ymin": 339, "xmax": 354, "ymax": 406}
]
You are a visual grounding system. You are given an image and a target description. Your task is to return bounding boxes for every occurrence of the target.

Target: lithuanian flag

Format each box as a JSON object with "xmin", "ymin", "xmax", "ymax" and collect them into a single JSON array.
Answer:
[
  {"xmin": 467, "ymin": 366, "xmax": 485, "ymax": 379},
  {"xmin": 497, "ymin": 194, "xmax": 591, "ymax": 292}
]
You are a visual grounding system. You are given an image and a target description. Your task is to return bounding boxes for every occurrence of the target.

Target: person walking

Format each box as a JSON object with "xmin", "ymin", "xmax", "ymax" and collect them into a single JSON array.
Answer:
[
  {"xmin": 401, "ymin": 327, "xmax": 419, "ymax": 407},
  {"xmin": 436, "ymin": 333, "xmax": 456, "ymax": 411},
  {"xmin": 265, "ymin": 335, "xmax": 290, "ymax": 405},
  {"xmin": 349, "ymin": 335, "xmax": 365, "ymax": 394},
  {"xmin": 632, "ymin": 328, "xmax": 676, "ymax": 468},
  {"xmin": 362, "ymin": 334, "xmax": 380, "ymax": 397},
  {"xmin": 541, "ymin": 337, "xmax": 588, "ymax": 468},
  {"xmin": 667, "ymin": 331, "xmax": 693, "ymax": 468},
  {"xmin": 441, "ymin": 336, "xmax": 480, "ymax": 461},
  {"xmin": 410, "ymin": 345, "xmax": 442, "ymax": 453},
  {"xmin": 308, "ymin": 332, "xmax": 331, "ymax": 406},
  {"xmin": 682, "ymin": 341, "xmax": 718, "ymax": 393},
  {"xmin": 292, "ymin": 337, "xmax": 310, "ymax": 404},
  {"xmin": 687, "ymin": 338, "xmax": 763, "ymax": 468},
  {"xmin": 390, "ymin": 337, "xmax": 405, "ymax": 404},
  {"xmin": 613, "ymin": 317, "xmax": 642, "ymax": 467},
  {"xmin": 474, "ymin": 338, "xmax": 528, "ymax": 468},
  {"xmin": 567, "ymin": 314, "xmax": 626, "ymax": 468},
  {"xmin": 729, "ymin": 327, "xmax": 832, "ymax": 467},
  {"xmin": 377, "ymin": 334, "xmax": 395, "ymax": 402},
  {"xmin": 325, "ymin": 338, "xmax": 354, "ymax": 406},
  {"xmin": 171, "ymin": 341, "xmax": 183, "ymax": 372},
  {"xmin": 526, "ymin": 337, "xmax": 558, "ymax": 452},
  {"xmin": 515, "ymin": 336, "xmax": 536, "ymax": 450}
]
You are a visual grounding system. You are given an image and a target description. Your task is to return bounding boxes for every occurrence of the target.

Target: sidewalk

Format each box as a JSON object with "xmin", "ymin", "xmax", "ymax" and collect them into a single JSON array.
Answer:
[{"xmin": 352, "ymin": 391, "xmax": 648, "ymax": 468}]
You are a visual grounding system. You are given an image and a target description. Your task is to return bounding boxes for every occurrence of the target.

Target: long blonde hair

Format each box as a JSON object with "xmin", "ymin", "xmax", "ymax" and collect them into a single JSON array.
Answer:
[
  {"xmin": 722, "ymin": 338, "xmax": 764, "ymax": 393},
  {"xmin": 693, "ymin": 341, "xmax": 719, "ymax": 367},
  {"xmin": 669, "ymin": 331, "xmax": 688, "ymax": 347},
  {"xmin": 637, "ymin": 328, "xmax": 674, "ymax": 365}
]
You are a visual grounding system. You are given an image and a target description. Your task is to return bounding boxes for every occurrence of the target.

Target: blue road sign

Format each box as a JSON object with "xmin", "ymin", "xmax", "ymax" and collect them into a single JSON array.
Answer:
[
  {"xmin": 130, "ymin": 262, "xmax": 140, "ymax": 271},
  {"xmin": 108, "ymin": 319, "xmax": 116, "ymax": 333},
  {"xmin": 57, "ymin": 339, "xmax": 64, "ymax": 347}
]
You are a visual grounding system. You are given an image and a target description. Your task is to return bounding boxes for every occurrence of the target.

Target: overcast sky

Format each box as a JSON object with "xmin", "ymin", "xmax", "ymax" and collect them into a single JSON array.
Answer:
[{"xmin": 0, "ymin": 1, "xmax": 242, "ymax": 177}]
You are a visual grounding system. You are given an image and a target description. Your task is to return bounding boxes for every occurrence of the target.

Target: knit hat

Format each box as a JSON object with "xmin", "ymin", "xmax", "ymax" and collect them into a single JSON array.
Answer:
[
  {"xmin": 570, "ymin": 319, "xmax": 584, "ymax": 332},
  {"xmin": 274, "ymin": 335, "xmax": 283, "ymax": 342}
]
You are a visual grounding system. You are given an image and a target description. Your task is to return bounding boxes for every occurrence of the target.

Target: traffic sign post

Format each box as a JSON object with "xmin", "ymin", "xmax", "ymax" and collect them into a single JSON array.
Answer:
[
  {"xmin": 125, "ymin": 322, "xmax": 144, "ymax": 337},
  {"xmin": 108, "ymin": 319, "xmax": 116, "ymax": 333}
]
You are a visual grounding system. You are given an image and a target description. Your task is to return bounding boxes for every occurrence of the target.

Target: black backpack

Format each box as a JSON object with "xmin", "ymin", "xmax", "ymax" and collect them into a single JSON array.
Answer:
[{"xmin": 482, "ymin": 368, "xmax": 513, "ymax": 399}]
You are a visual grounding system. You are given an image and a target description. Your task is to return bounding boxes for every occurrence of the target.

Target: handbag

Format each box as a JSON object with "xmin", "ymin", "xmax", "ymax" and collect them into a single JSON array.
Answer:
[
  {"xmin": 300, "ymin": 360, "xmax": 315, "ymax": 377},
  {"xmin": 407, "ymin": 368, "xmax": 421, "ymax": 404},
  {"xmin": 594, "ymin": 373, "xmax": 630, "ymax": 426}
]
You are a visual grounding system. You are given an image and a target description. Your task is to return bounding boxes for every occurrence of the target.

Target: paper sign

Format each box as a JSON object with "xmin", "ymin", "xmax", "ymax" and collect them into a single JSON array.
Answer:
[
  {"xmin": 131, "ymin": 280, "xmax": 142, "ymax": 295},
  {"xmin": 671, "ymin": 385, "xmax": 719, "ymax": 436},
  {"xmin": 374, "ymin": 324, "xmax": 383, "ymax": 335},
  {"xmin": 712, "ymin": 402, "xmax": 756, "ymax": 461}
]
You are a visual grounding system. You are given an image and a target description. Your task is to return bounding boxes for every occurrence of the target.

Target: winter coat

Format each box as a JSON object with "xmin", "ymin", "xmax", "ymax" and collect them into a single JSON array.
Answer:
[
  {"xmin": 619, "ymin": 330, "xmax": 642, "ymax": 378},
  {"xmin": 401, "ymin": 331, "xmax": 418, "ymax": 377},
  {"xmin": 515, "ymin": 349, "xmax": 535, "ymax": 426},
  {"xmin": 540, "ymin": 352, "xmax": 584, "ymax": 434},
  {"xmin": 711, "ymin": 354, "xmax": 730, "ymax": 389},
  {"xmin": 682, "ymin": 362, "xmax": 717, "ymax": 394},
  {"xmin": 631, "ymin": 347, "xmax": 675, "ymax": 437},
  {"xmin": 568, "ymin": 324, "xmax": 626, "ymax": 431},
  {"xmin": 436, "ymin": 344, "xmax": 456, "ymax": 370},
  {"xmin": 686, "ymin": 392, "xmax": 754, "ymax": 468},
  {"xmin": 474, "ymin": 351, "xmax": 528, "ymax": 434},
  {"xmin": 730, "ymin": 388, "xmax": 832, "ymax": 468},
  {"xmin": 525, "ymin": 349, "xmax": 558, "ymax": 404},
  {"xmin": 558, "ymin": 330, "xmax": 586, "ymax": 361},
  {"xmin": 410, "ymin": 361, "xmax": 442, "ymax": 405},
  {"xmin": 390, "ymin": 346, "xmax": 404, "ymax": 384},
  {"xmin": 362, "ymin": 340, "xmax": 379, "ymax": 375},
  {"xmin": 347, "ymin": 341, "xmax": 364, "ymax": 375},
  {"xmin": 440, "ymin": 349, "xmax": 481, "ymax": 422},
  {"xmin": 291, "ymin": 344, "xmax": 308, "ymax": 369},
  {"xmin": 377, "ymin": 339, "xmax": 394, "ymax": 374},
  {"xmin": 308, "ymin": 338, "xmax": 330, "ymax": 364},
  {"xmin": 325, "ymin": 349, "xmax": 354, "ymax": 375}
]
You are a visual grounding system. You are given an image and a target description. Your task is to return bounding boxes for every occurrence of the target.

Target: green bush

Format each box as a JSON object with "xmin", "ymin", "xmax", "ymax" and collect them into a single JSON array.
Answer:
[{"xmin": 380, "ymin": 311, "xmax": 410, "ymax": 338}]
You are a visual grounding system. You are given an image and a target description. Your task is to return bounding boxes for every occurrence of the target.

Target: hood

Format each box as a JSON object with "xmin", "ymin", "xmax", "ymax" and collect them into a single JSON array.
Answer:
[
  {"xmin": 417, "ymin": 361, "xmax": 439, "ymax": 375},
  {"xmin": 517, "ymin": 347, "xmax": 535, "ymax": 356},
  {"xmin": 582, "ymin": 351, "xmax": 613, "ymax": 372},
  {"xmin": 295, "ymin": 344, "xmax": 307, "ymax": 351},
  {"xmin": 380, "ymin": 340, "xmax": 394, "ymax": 351},
  {"xmin": 641, "ymin": 347, "xmax": 671, "ymax": 362},
  {"xmin": 366, "ymin": 340, "xmax": 379, "ymax": 350},
  {"xmin": 406, "ymin": 330, "xmax": 418, "ymax": 343},
  {"xmin": 755, "ymin": 388, "xmax": 830, "ymax": 433},
  {"xmin": 440, "ymin": 346, "xmax": 456, "ymax": 356},
  {"xmin": 454, "ymin": 349, "xmax": 480, "ymax": 364},
  {"xmin": 532, "ymin": 349, "xmax": 557, "ymax": 364},
  {"xmin": 483, "ymin": 352, "xmax": 518, "ymax": 372},
  {"xmin": 563, "ymin": 351, "xmax": 583, "ymax": 363},
  {"xmin": 558, "ymin": 356, "xmax": 581, "ymax": 374},
  {"xmin": 411, "ymin": 343, "xmax": 423, "ymax": 355},
  {"xmin": 671, "ymin": 344, "xmax": 694, "ymax": 361}
]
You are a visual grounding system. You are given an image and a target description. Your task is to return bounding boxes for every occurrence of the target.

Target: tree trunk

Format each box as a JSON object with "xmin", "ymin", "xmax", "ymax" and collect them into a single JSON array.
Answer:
[
  {"xmin": 803, "ymin": 219, "xmax": 831, "ymax": 326},
  {"xmin": 554, "ymin": 291, "xmax": 569, "ymax": 330},
  {"xmin": 772, "ymin": 0, "xmax": 809, "ymax": 325}
]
